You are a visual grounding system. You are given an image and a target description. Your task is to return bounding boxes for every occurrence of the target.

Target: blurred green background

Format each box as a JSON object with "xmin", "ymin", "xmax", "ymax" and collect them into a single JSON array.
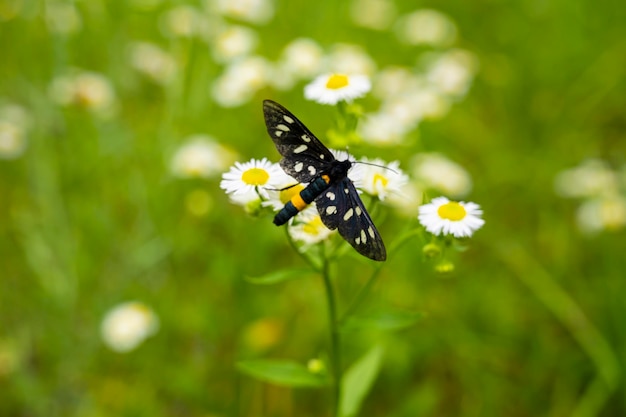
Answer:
[{"xmin": 1, "ymin": 0, "xmax": 626, "ymax": 416}]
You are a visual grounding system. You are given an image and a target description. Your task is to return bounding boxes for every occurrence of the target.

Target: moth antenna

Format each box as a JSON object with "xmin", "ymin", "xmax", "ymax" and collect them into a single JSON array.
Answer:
[{"xmin": 352, "ymin": 160, "xmax": 399, "ymax": 175}]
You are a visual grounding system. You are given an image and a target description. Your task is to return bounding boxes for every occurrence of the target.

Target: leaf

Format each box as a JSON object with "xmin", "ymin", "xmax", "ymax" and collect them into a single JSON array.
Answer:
[
  {"xmin": 236, "ymin": 359, "xmax": 328, "ymax": 388},
  {"xmin": 339, "ymin": 345, "xmax": 385, "ymax": 417},
  {"xmin": 342, "ymin": 311, "xmax": 424, "ymax": 332},
  {"xmin": 245, "ymin": 267, "xmax": 314, "ymax": 285}
]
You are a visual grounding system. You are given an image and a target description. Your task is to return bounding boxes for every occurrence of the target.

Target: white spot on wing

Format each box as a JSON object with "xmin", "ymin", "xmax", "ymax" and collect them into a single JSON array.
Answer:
[
  {"xmin": 276, "ymin": 124, "xmax": 290, "ymax": 131},
  {"xmin": 368, "ymin": 226, "xmax": 375, "ymax": 238},
  {"xmin": 294, "ymin": 162, "xmax": 304, "ymax": 172},
  {"xmin": 301, "ymin": 135, "xmax": 311, "ymax": 142},
  {"xmin": 360, "ymin": 229, "xmax": 367, "ymax": 244},
  {"xmin": 283, "ymin": 115, "xmax": 294, "ymax": 124},
  {"xmin": 275, "ymin": 130, "xmax": 283, "ymax": 137},
  {"xmin": 320, "ymin": 154, "xmax": 325, "ymax": 159},
  {"xmin": 294, "ymin": 144, "xmax": 308, "ymax": 153},
  {"xmin": 344, "ymin": 188, "xmax": 349, "ymax": 194},
  {"xmin": 355, "ymin": 236, "xmax": 361, "ymax": 245},
  {"xmin": 343, "ymin": 208, "xmax": 354, "ymax": 221},
  {"xmin": 308, "ymin": 166, "xmax": 316, "ymax": 175},
  {"xmin": 326, "ymin": 206, "xmax": 337, "ymax": 215},
  {"xmin": 326, "ymin": 191, "xmax": 336, "ymax": 200},
  {"xmin": 355, "ymin": 207, "xmax": 362, "ymax": 216}
]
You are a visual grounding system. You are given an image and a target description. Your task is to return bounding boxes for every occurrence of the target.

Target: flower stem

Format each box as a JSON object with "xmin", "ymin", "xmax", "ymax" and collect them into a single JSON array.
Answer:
[{"xmin": 321, "ymin": 245, "xmax": 341, "ymax": 417}]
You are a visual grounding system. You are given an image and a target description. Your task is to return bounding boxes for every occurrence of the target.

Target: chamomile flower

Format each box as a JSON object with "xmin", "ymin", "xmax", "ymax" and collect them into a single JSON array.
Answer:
[
  {"xmin": 418, "ymin": 196, "xmax": 484, "ymax": 238},
  {"xmin": 351, "ymin": 158, "xmax": 408, "ymax": 201},
  {"xmin": 304, "ymin": 73, "xmax": 371, "ymax": 105},
  {"xmin": 289, "ymin": 205, "xmax": 335, "ymax": 245},
  {"xmin": 220, "ymin": 158, "xmax": 283, "ymax": 200}
]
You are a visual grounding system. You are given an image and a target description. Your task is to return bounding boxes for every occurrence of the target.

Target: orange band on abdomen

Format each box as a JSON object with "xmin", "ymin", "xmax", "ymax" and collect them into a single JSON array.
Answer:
[
  {"xmin": 322, "ymin": 174, "xmax": 330, "ymax": 184},
  {"xmin": 290, "ymin": 193, "xmax": 307, "ymax": 211}
]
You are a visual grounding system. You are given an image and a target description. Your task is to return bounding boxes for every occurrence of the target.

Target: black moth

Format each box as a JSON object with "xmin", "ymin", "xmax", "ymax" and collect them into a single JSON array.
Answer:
[{"xmin": 263, "ymin": 99, "xmax": 386, "ymax": 261}]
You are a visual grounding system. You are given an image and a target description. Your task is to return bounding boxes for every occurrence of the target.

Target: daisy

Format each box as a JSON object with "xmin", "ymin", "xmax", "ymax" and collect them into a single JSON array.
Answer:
[
  {"xmin": 100, "ymin": 301, "xmax": 159, "ymax": 353},
  {"xmin": 418, "ymin": 196, "xmax": 484, "ymax": 238},
  {"xmin": 220, "ymin": 158, "xmax": 283, "ymax": 200},
  {"xmin": 289, "ymin": 205, "xmax": 335, "ymax": 245},
  {"xmin": 304, "ymin": 73, "xmax": 371, "ymax": 105},
  {"xmin": 351, "ymin": 158, "xmax": 408, "ymax": 201}
]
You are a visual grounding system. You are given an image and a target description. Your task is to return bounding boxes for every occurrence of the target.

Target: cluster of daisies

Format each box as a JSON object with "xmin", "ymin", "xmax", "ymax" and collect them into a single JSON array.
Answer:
[
  {"xmin": 219, "ymin": 153, "xmax": 484, "ymax": 248},
  {"xmin": 214, "ymin": 71, "xmax": 484, "ymax": 251}
]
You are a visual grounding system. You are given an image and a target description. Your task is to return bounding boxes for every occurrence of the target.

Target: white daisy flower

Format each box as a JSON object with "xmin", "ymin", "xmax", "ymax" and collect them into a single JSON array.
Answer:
[
  {"xmin": 289, "ymin": 205, "xmax": 335, "ymax": 245},
  {"xmin": 576, "ymin": 196, "xmax": 626, "ymax": 234},
  {"xmin": 171, "ymin": 135, "xmax": 237, "ymax": 179},
  {"xmin": 554, "ymin": 159, "xmax": 619, "ymax": 199},
  {"xmin": 350, "ymin": 0, "xmax": 397, "ymax": 31},
  {"xmin": 418, "ymin": 196, "xmax": 484, "ymax": 238},
  {"xmin": 304, "ymin": 73, "xmax": 371, "ymax": 105},
  {"xmin": 101, "ymin": 301, "xmax": 159, "ymax": 353},
  {"xmin": 220, "ymin": 158, "xmax": 283, "ymax": 200},
  {"xmin": 351, "ymin": 158, "xmax": 408, "ymax": 201}
]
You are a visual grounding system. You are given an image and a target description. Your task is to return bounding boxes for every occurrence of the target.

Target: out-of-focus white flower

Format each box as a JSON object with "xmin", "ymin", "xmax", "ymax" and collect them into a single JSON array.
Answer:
[
  {"xmin": 289, "ymin": 205, "xmax": 335, "ymax": 245},
  {"xmin": 304, "ymin": 73, "xmax": 371, "ymax": 105},
  {"xmin": 159, "ymin": 5, "xmax": 211, "ymax": 39},
  {"xmin": 0, "ymin": 104, "xmax": 31, "ymax": 160},
  {"xmin": 372, "ymin": 67, "xmax": 422, "ymax": 100},
  {"xmin": 49, "ymin": 70, "xmax": 116, "ymax": 115},
  {"xmin": 395, "ymin": 9, "xmax": 457, "ymax": 47},
  {"xmin": 211, "ymin": 56, "xmax": 272, "ymax": 107},
  {"xmin": 554, "ymin": 159, "xmax": 619, "ymax": 199},
  {"xmin": 211, "ymin": 0, "xmax": 274, "ymax": 25},
  {"xmin": 128, "ymin": 42, "xmax": 177, "ymax": 85},
  {"xmin": 418, "ymin": 196, "xmax": 484, "ymax": 238},
  {"xmin": 45, "ymin": 1, "xmax": 82, "ymax": 35},
  {"xmin": 101, "ymin": 301, "xmax": 159, "ymax": 353},
  {"xmin": 212, "ymin": 25, "xmax": 258, "ymax": 62},
  {"xmin": 351, "ymin": 158, "xmax": 409, "ymax": 201},
  {"xmin": 358, "ymin": 111, "xmax": 410, "ymax": 146},
  {"xmin": 325, "ymin": 44, "xmax": 377, "ymax": 76},
  {"xmin": 423, "ymin": 49, "xmax": 478, "ymax": 97},
  {"xmin": 350, "ymin": 0, "xmax": 397, "ymax": 31},
  {"xmin": 171, "ymin": 135, "xmax": 237, "ymax": 179},
  {"xmin": 411, "ymin": 153, "xmax": 472, "ymax": 198},
  {"xmin": 278, "ymin": 38, "xmax": 325, "ymax": 80},
  {"xmin": 0, "ymin": 121, "xmax": 27, "ymax": 159},
  {"xmin": 386, "ymin": 181, "xmax": 424, "ymax": 217},
  {"xmin": 576, "ymin": 196, "xmax": 626, "ymax": 234}
]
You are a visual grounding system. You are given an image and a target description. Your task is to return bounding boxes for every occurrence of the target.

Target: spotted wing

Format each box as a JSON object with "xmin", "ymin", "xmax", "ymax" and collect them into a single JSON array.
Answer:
[
  {"xmin": 315, "ymin": 178, "xmax": 386, "ymax": 261},
  {"xmin": 263, "ymin": 100, "xmax": 335, "ymax": 183}
]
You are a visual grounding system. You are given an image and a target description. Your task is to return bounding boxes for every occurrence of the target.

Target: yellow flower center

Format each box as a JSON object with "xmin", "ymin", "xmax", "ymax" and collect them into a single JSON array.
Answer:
[
  {"xmin": 241, "ymin": 168, "xmax": 269, "ymax": 185},
  {"xmin": 437, "ymin": 201, "xmax": 466, "ymax": 221},
  {"xmin": 326, "ymin": 74, "xmax": 349, "ymax": 90},
  {"xmin": 303, "ymin": 216, "xmax": 324, "ymax": 235},
  {"xmin": 373, "ymin": 173, "xmax": 388, "ymax": 188},
  {"xmin": 279, "ymin": 184, "xmax": 305, "ymax": 204}
]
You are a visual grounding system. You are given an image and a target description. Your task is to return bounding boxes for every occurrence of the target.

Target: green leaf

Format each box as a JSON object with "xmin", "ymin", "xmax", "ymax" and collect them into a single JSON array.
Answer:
[
  {"xmin": 342, "ymin": 311, "xmax": 424, "ymax": 332},
  {"xmin": 236, "ymin": 359, "xmax": 328, "ymax": 388},
  {"xmin": 339, "ymin": 345, "xmax": 385, "ymax": 417},
  {"xmin": 245, "ymin": 267, "xmax": 314, "ymax": 285}
]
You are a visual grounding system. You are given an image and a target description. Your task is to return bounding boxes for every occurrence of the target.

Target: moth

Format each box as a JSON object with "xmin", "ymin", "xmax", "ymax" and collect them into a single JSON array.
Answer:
[{"xmin": 263, "ymin": 99, "xmax": 386, "ymax": 261}]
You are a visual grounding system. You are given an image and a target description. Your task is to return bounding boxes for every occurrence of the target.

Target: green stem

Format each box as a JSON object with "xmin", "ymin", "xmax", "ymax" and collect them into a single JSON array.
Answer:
[{"xmin": 321, "ymin": 246, "xmax": 341, "ymax": 417}]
